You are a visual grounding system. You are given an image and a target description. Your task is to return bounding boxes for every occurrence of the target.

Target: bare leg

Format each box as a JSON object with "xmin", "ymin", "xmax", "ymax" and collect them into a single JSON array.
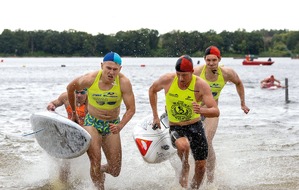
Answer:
[
  {"xmin": 206, "ymin": 145, "xmax": 216, "ymax": 183},
  {"xmin": 91, "ymin": 165, "xmax": 105, "ymax": 190},
  {"xmin": 59, "ymin": 160, "xmax": 70, "ymax": 183},
  {"xmin": 52, "ymin": 159, "xmax": 70, "ymax": 190},
  {"xmin": 101, "ymin": 133, "xmax": 122, "ymax": 177},
  {"xmin": 191, "ymin": 160, "xmax": 206, "ymax": 189},
  {"xmin": 179, "ymin": 155, "xmax": 190, "ymax": 188},
  {"xmin": 203, "ymin": 117, "xmax": 219, "ymax": 183},
  {"xmin": 175, "ymin": 137, "xmax": 190, "ymax": 188},
  {"xmin": 84, "ymin": 126, "xmax": 105, "ymax": 190}
]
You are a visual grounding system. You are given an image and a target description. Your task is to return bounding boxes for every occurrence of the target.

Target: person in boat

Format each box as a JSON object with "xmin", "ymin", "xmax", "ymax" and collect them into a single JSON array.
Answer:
[
  {"xmin": 245, "ymin": 55, "xmax": 250, "ymax": 61},
  {"xmin": 260, "ymin": 75, "xmax": 282, "ymax": 88},
  {"xmin": 193, "ymin": 46, "xmax": 250, "ymax": 185},
  {"xmin": 47, "ymin": 88, "xmax": 88, "ymax": 184},
  {"xmin": 268, "ymin": 57, "xmax": 272, "ymax": 62},
  {"xmin": 66, "ymin": 51, "xmax": 136, "ymax": 190},
  {"xmin": 149, "ymin": 55, "xmax": 220, "ymax": 189}
]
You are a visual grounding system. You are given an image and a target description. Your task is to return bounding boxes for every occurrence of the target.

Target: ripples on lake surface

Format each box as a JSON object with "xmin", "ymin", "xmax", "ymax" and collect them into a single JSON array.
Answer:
[{"xmin": 0, "ymin": 57, "xmax": 298, "ymax": 189}]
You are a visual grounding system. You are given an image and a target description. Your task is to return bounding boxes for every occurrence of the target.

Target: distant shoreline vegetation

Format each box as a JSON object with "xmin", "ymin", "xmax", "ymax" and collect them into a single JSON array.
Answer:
[{"xmin": 0, "ymin": 28, "xmax": 298, "ymax": 58}]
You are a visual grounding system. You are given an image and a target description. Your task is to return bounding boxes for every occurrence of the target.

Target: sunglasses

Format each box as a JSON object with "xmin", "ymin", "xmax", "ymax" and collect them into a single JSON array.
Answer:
[{"xmin": 75, "ymin": 90, "xmax": 87, "ymax": 95}]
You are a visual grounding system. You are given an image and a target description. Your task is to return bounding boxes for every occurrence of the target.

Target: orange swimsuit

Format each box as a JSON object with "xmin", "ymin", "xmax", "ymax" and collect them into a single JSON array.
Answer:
[{"xmin": 66, "ymin": 104, "xmax": 86, "ymax": 126}]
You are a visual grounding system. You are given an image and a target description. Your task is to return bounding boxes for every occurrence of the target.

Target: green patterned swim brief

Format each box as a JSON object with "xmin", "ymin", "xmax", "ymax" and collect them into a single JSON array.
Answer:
[{"xmin": 84, "ymin": 113, "xmax": 120, "ymax": 136}]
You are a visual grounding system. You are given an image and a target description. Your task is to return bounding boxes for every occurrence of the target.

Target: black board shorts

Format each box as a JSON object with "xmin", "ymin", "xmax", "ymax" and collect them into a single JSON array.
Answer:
[{"xmin": 169, "ymin": 121, "xmax": 208, "ymax": 160}]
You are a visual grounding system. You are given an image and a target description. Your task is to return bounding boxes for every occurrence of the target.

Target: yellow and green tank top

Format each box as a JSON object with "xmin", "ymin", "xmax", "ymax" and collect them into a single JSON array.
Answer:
[
  {"xmin": 199, "ymin": 65, "xmax": 226, "ymax": 100},
  {"xmin": 88, "ymin": 70, "xmax": 122, "ymax": 110},
  {"xmin": 165, "ymin": 75, "xmax": 200, "ymax": 123}
]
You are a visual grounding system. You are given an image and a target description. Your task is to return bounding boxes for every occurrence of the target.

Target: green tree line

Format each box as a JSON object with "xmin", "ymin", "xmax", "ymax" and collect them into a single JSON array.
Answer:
[{"xmin": 1, "ymin": 28, "xmax": 299, "ymax": 57}]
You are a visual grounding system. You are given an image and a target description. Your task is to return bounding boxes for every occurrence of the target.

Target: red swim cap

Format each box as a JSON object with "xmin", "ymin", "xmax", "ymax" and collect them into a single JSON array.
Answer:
[
  {"xmin": 175, "ymin": 55, "xmax": 193, "ymax": 72},
  {"xmin": 205, "ymin": 46, "xmax": 221, "ymax": 58}
]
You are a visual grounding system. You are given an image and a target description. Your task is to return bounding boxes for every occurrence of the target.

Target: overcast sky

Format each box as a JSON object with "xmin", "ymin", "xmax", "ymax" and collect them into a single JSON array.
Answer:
[{"xmin": 1, "ymin": 0, "xmax": 297, "ymax": 35}]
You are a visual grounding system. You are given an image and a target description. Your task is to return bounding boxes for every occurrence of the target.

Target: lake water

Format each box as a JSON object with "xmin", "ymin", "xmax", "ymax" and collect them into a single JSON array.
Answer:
[{"xmin": 0, "ymin": 57, "xmax": 298, "ymax": 190}]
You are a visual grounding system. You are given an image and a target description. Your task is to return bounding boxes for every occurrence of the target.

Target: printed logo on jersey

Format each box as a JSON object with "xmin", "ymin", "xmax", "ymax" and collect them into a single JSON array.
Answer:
[
  {"xmin": 185, "ymin": 96, "xmax": 193, "ymax": 101},
  {"xmin": 168, "ymin": 93, "xmax": 178, "ymax": 98},
  {"xmin": 92, "ymin": 92, "xmax": 118, "ymax": 105},
  {"xmin": 170, "ymin": 101, "xmax": 192, "ymax": 121},
  {"xmin": 103, "ymin": 92, "xmax": 118, "ymax": 98},
  {"xmin": 210, "ymin": 83, "xmax": 221, "ymax": 88}
]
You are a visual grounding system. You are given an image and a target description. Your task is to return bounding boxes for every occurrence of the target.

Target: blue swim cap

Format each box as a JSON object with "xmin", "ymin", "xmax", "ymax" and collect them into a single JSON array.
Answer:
[{"xmin": 103, "ymin": 52, "xmax": 122, "ymax": 65}]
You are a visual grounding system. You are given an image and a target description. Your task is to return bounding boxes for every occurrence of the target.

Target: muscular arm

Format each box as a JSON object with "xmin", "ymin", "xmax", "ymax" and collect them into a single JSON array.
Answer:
[
  {"xmin": 67, "ymin": 78, "xmax": 81, "ymax": 113},
  {"xmin": 67, "ymin": 72, "xmax": 95, "ymax": 122},
  {"xmin": 149, "ymin": 73, "xmax": 174, "ymax": 127},
  {"xmin": 118, "ymin": 75, "xmax": 136, "ymax": 130},
  {"xmin": 224, "ymin": 68, "xmax": 250, "ymax": 114},
  {"xmin": 196, "ymin": 79, "xmax": 220, "ymax": 117},
  {"xmin": 47, "ymin": 92, "xmax": 68, "ymax": 111}
]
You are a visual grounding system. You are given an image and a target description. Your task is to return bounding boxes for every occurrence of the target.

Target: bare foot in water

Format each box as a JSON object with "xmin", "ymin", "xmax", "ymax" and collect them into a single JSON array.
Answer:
[
  {"xmin": 179, "ymin": 165, "xmax": 190, "ymax": 188},
  {"xmin": 95, "ymin": 172, "xmax": 105, "ymax": 190}
]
